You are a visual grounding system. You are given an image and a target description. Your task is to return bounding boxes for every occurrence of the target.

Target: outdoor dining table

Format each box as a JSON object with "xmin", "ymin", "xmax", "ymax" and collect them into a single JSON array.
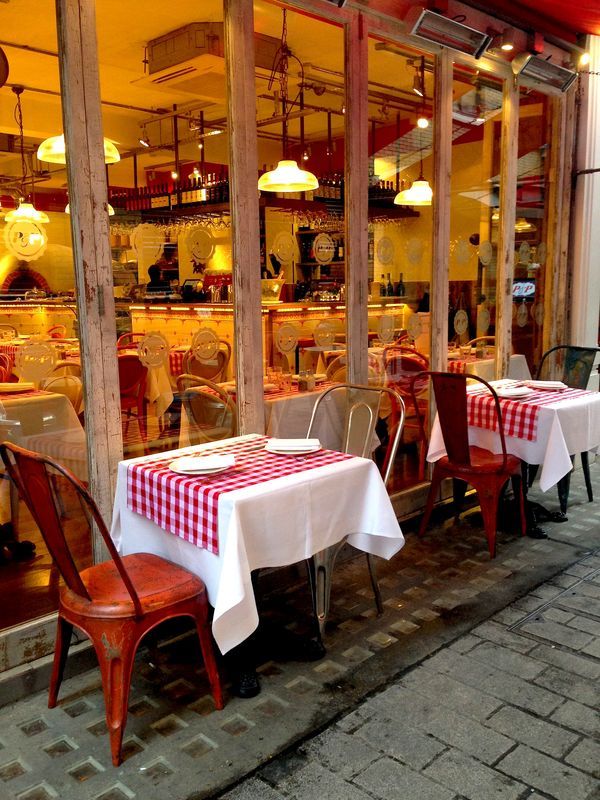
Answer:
[
  {"xmin": 110, "ymin": 433, "xmax": 404, "ymax": 654},
  {"xmin": 427, "ymin": 379, "xmax": 600, "ymax": 492},
  {"xmin": 447, "ymin": 353, "xmax": 531, "ymax": 381}
]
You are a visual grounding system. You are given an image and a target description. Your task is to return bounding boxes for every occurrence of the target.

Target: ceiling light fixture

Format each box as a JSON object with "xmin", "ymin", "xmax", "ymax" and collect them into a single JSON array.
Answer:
[
  {"xmin": 394, "ymin": 150, "xmax": 432, "ymax": 207},
  {"xmin": 417, "ymin": 115, "xmax": 429, "ymax": 129},
  {"xmin": 139, "ymin": 128, "xmax": 150, "ymax": 147},
  {"xmin": 5, "ymin": 86, "xmax": 49, "ymax": 224},
  {"xmin": 500, "ymin": 28, "xmax": 515, "ymax": 52},
  {"xmin": 37, "ymin": 133, "xmax": 120, "ymax": 164},
  {"xmin": 405, "ymin": 7, "xmax": 492, "ymax": 59},
  {"xmin": 512, "ymin": 53, "xmax": 577, "ymax": 92},
  {"xmin": 258, "ymin": 9, "xmax": 318, "ymax": 194},
  {"xmin": 412, "ymin": 72, "xmax": 423, "ymax": 97}
]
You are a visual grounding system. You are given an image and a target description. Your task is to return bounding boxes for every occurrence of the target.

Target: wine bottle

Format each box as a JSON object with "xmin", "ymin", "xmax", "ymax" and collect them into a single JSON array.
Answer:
[
  {"xmin": 386, "ymin": 273, "xmax": 394, "ymax": 297},
  {"xmin": 397, "ymin": 272, "xmax": 406, "ymax": 297}
]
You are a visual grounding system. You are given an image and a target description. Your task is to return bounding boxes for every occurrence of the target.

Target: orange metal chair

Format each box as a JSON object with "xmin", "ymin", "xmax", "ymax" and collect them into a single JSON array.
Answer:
[
  {"xmin": 412, "ymin": 371, "xmax": 526, "ymax": 558},
  {"xmin": 0, "ymin": 442, "xmax": 224, "ymax": 767},
  {"xmin": 117, "ymin": 354, "xmax": 148, "ymax": 442},
  {"xmin": 47, "ymin": 324, "xmax": 68, "ymax": 339}
]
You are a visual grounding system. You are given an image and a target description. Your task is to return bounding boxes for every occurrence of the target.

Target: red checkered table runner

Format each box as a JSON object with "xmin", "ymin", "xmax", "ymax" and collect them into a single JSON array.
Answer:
[
  {"xmin": 0, "ymin": 389, "xmax": 45, "ymax": 401},
  {"xmin": 127, "ymin": 436, "xmax": 354, "ymax": 555},
  {"xmin": 214, "ymin": 380, "xmax": 338, "ymax": 402},
  {"xmin": 169, "ymin": 348, "xmax": 188, "ymax": 377},
  {"xmin": 467, "ymin": 386, "xmax": 593, "ymax": 442},
  {"xmin": 448, "ymin": 357, "xmax": 478, "ymax": 374}
]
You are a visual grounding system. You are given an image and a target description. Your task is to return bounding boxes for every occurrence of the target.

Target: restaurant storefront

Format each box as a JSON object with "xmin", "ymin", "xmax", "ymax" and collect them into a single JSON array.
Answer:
[{"xmin": 0, "ymin": 0, "xmax": 598, "ymax": 670}]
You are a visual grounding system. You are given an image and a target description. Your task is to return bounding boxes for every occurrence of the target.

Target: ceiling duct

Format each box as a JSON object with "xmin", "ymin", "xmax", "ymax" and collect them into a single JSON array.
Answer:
[
  {"xmin": 511, "ymin": 53, "xmax": 577, "ymax": 92},
  {"xmin": 132, "ymin": 23, "xmax": 280, "ymax": 101},
  {"xmin": 405, "ymin": 7, "xmax": 492, "ymax": 59}
]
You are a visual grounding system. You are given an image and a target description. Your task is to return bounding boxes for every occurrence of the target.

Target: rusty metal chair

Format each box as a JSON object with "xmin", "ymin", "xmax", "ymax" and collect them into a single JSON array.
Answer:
[
  {"xmin": 412, "ymin": 371, "xmax": 526, "ymax": 558},
  {"xmin": 0, "ymin": 442, "xmax": 224, "ymax": 767}
]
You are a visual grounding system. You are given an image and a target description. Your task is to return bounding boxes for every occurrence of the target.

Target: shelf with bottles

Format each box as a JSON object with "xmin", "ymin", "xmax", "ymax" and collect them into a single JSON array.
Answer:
[{"xmin": 374, "ymin": 272, "xmax": 407, "ymax": 299}]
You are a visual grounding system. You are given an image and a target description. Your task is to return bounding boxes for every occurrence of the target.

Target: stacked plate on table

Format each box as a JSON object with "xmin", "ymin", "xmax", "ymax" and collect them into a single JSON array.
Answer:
[
  {"xmin": 169, "ymin": 454, "xmax": 236, "ymax": 475},
  {"xmin": 523, "ymin": 380, "xmax": 568, "ymax": 392},
  {"xmin": 0, "ymin": 382, "xmax": 35, "ymax": 393},
  {"xmin": 495, "ymin": 386, "xmax": 535, "ymax": 400},
  {"xmin": 265, "ymin": 438, "xmax": 321, "ymax": 455}
]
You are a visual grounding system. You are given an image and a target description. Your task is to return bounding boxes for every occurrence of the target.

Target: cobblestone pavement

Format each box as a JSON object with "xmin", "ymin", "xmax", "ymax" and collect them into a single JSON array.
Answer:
[{"xmin": 0, "ymin": 466, "xmax": 598, "ymax": 800}]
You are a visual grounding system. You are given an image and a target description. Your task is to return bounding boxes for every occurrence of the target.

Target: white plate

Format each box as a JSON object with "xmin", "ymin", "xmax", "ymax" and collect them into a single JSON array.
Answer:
[
  {"xmin": 524, "ymin": 380, "xmax": 567, "ymax": 392},
  {"xmin": 0, "ymin": 382, "xmax": 35, "ymax": 393},
  {"xmin": 169, "ymin": 454, "xmax": 235, "ymax": 475},
  {"xmin": 496, "ymin": 387, "xmax": 535, "ymax": 399}
]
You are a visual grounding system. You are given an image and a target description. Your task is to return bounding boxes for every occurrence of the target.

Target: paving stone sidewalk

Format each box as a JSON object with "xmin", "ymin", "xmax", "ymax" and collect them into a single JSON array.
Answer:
[
  {"xmin": 0, "ymin": 465, "xmax": 598, "ymax": 800},
  {"xmin": 221, "ymin": 550, "xmax": 600, "ymax": 800}
]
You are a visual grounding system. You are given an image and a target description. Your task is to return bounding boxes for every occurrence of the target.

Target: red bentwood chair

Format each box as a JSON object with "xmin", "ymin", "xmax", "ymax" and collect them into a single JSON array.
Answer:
[
  {"xmin": 0, "ymin": 442, "xmax": 224, "ymax": 767},
  {"xmin": 412, "ymin": 371, "xmax": 526, "ymax": 558},
  {"xmin": 118, "ymin": 354, "xmax": 148, "ymax": 443}
]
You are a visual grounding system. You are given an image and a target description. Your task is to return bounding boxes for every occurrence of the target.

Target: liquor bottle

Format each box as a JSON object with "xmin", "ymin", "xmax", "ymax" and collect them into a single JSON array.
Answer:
[
  {"xmin": 396, "ymin": 272, "xmax": 406, "ymax": 297},
  {"xmin": 386, "ymin": 273, "xmax": 394, "ymax": 296},
  {"xmin": 338, "ymin": 237, "xmax": 344, "ymax": 261}
]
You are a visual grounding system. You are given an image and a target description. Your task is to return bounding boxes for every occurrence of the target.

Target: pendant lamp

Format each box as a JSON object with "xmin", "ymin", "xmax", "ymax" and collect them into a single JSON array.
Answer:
[
  {"xmin": 5, "ymin": 201, "xmax": 49, "ymax": 224},
  {"xmin": 394, "ymin": 171, "xmax": 432, "ymax": 206},
  {"xmin": 257, "ymin": 10, "xmax": 318, "ymax": 194},
  {"xmin": 37, "ymin": 134, "xmax": 120, "ymax": 164},
  {"xmin": 258, "ymin": 160, "xmax": 319, "ymax": 193}
]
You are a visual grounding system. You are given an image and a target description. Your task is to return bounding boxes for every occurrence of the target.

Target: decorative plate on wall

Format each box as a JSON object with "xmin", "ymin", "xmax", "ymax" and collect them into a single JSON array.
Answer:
[
  {"xmin": 479, "ymin": 240, "xmax": 493, "ymax": 266},
  {"xmin": 518, "ymin": 241, "xmax": 531, "ymax": 264},
  {"xmin": 313, "ymin": 320, "xmax": 336, "ymax": 348},
  {"xmin": 3, "ymin": 220, "xmax": 48, "ymax": 262},
  {"xmin": 516, "ymin": 301, "xmax": 529, "ymax": 328},
  {"xmin": 377, "ymin": 313, "xmax": 395, "ymax": 344},
  {"xmin": 272, "ymin": 231, "xmax": 295, "ymax": 264},
  {"xmin": 275, "ymin": 323, "xmax": 299, "ymax": 354},
  {"xmin": 313, "ymin": 233, "xmax": 335, "ymax": 265},
  {"xmin": 137, "ymin": 332, "xmax": 169, "ymax": 368},
  {"xmin": 406, "ymin": 238, "xmax": 424, "ymax": 265},
  {"xmin": 453, "ymin": 309, "xmax": 469, "ymax": 336},
  {"xmin": 132, "ymin": 224, "xmax": 164, "ymax": 262},
  {"xmin": 376, "ymin": 236, "xmax": 394, "ymax": 266},
  {"xmin": 454, "ymin": 237, "xmax": 471, "ymax": 266},
  {"xmin": 407, "ymin": 313, "xmax": 422, "ymax": 340},
  {"xmin": 187, "ymin": 226, "xmax": 215, "ymax": 262},
  {"xmin": 477, "ymin": 307, "xmax": 490, "ymax": 333},
  {"xmin": 191, "ymin": 327, "xmax": 220, "ymax": 362}
]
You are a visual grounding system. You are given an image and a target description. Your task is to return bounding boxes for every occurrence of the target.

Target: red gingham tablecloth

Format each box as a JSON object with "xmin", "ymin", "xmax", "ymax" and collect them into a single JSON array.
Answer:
[
  {"xmin": 169, "ymin": 349, "xmax": 188, "ymax": 377},
  {"xmin": 0, "ymin": 389, "xmax": 45, "ymax": 400},
  {"xmin": 223, "ymin": 380, "xmax": 338, "ymax": 402},
  {"xmin": 127, "ymin": 436, "xmax": 354, "ymax": 555},
  {"xmin": 467, "ymin": 386, "xmax": 593, "ymax": 442},
  {"xmin": 448, "ymin": 357, "xmax": 477, "ymax": 374}
]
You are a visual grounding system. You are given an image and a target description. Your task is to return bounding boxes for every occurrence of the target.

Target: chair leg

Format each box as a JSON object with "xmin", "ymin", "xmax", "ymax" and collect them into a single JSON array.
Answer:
[
  {"xmin": 510, "ymin": 473, "xmax": 527, "ymax": 537},
  {"xmin": 581, "ymin": 451, "xmax": 593, "ymax": 502},
  {"xmin": 194, "ymin": 613, "xmax": 224, "ymax": 711},
  {"xmin": 525, "ymin": 462, "xmax": 539, "ymax": 488},
  {"xmin": 418, "ymin": 466, "xmax": 443, "ymax": 538},
  {"xmin": 306, "ymin": 542, "xmax": 344, "ymax": 638},
  {"xmin": 557, "ymin": 456, "xmax": 575, "ymax": 514},
  {"xmin": 478, "ymin": 486, "xmax": 501, "ymax": 559},
  {"xmin": 452, "ymin": 478, "xmax": 468, "ymax": 522},
  {"xmin": 366, "ymin": 553, "xmax": 384, "ymax": 616},
  {"xmin": 92, "ymin": 624, "xmax": 138, "ymax": 767},
  {"xmin": 48, "ymin": 616, "xmax": 73, "ymax": 708}
]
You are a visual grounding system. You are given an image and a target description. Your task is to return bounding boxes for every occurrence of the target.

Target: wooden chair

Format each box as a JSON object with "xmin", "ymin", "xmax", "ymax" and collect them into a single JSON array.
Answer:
[
  {"xmin": 50, "ymin": 359, "xmax": 82, "ymax": 378},
  {"xmin": 467, "ymin": 335, "xmax": 495, "ymax": 348},
  {"xmin": 532, "ymin": 344, "xmax": 600, "ymax": 511},
  {"xmin": 116, "ymin": 332, "xmax": 145, "ymax": 351},
  {"xmin": 412, "ymin": 371, "xmax": 526, "ymax": 558},
  {"xmin": 305, "ymin": 383, "xmax": 405, "ymax": 636},
  {"xmin": 383, "ymin": 345, "xmax": 429, "ymax": 480},
  {"xmin": 182, "ymin": 340, "xmax": 231, "ymax": 383},
  {"xmin": 118, "ymin": 354, "xmax": 148, "ymax": 442},
  {"xmin": 325, "ymin": 353, "xmax": 380, "ymax": 384},
  {"xmin": 0, "ymin": 442, "xmax": 224, "ymax": 767},
  {"xmin": 47, "ymin": 324, "xmax": 68, "ymax": 339},
  {"xmin": 39, "ymin": 374, "xmax": 84, "ymax": 415},
  {"xmin": 176, "ymin": 374, "xmax": 237, "ymax": 444}
]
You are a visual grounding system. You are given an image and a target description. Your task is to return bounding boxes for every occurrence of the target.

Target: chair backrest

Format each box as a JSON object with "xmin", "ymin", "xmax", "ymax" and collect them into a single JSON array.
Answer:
[
  {"xmin": 467, "ymin": 335, "xmax": 495, "ymax": 348},
  {"xmin": 0, "ymin": 442, "xmax": 143, "ymax": 616},
  {"xmin": 39, "ymin": 374, "xmax": 84, "ymax": 414},
  {"xmin": 117, "ymin": 354, "xmax": 147, "ymax": 397},
  {"xmin": 176, "ymin": 373, "xmax": 237, "ymax": 442},
  {"xmin": 183, "ymin": 340, "xmax": 231, "ymax": 382},
  {"xmin": 47, "ymin": 324, "xmax": 67, "ymax": 339},
  {"xmin": 383, "ymin": 346, "xmax": 429, "ymax": 396},
  {"xmin": 325, "ymin": 354, "xmax": 380, "ymax": 385},
  {"xmin": 51, "ymin": 359, "xmax": 82, "ymax": 377},
  {"xmin": 0, "ymin": 324, "xmax": 17, "ymax": 341},
  {"xmin": 306, "ymin": 383, "xmax": 405, "ymax": 487},
  {"xmin": 0, "ymin": 353, "xmax": 11, "ymax": 373},
  {"xmin": 116, "ymin": 332, "xmax": 145, "ymax": 350},
  {"xmin": 536, "ymin": 345, "xmax": 600, "ymax": 389},
  {"xmin": 0, "ymin": 365, "xmax": 10, "ymax": 382},
  {"xmin": 411, "ymin": 371, "xmax": 508, "ymax": 469}
]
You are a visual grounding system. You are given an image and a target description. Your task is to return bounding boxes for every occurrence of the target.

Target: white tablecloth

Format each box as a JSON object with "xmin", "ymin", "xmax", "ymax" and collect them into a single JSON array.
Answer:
[
  {"xmin": 448, "ymin": 353, "xmax": 531, "ymax": 382},
  {"xmin": 428, "ymin": 387, "xmax": 600, "ymax": 491},
  {"xmin": 110, "ymin": 434, "xmax": 404, "ymax": 654}
]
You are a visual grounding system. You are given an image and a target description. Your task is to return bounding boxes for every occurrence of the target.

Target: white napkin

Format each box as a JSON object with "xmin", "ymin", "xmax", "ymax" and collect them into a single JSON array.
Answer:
[
  {"xmin": 524, "ymin": 380, "xmax": 568, "ymax": 391},
  {"xmin": 267, "ymin": 438, "xmax": 321, "ymax": 450}
]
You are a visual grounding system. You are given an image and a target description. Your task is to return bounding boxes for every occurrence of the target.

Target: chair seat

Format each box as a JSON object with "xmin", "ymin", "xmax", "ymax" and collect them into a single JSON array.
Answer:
[
  {"xmin": 61, "ymin": 553, "xmax": 206, "ymax": 618},
  {"xmin": 439, "ymin": 447, "xmax": 522, "ymax": 475}
]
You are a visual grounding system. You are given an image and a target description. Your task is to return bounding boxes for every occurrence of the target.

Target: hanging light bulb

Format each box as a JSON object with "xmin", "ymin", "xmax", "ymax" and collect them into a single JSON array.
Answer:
[
  {"xmin": 37, "ymin": 133, "xmax": 120, "ymax": 164},
  {"xmin": 171, "ymin": 170, "xmax": 179, "ymax": 180},
  {"xmin": 417, "ymin": 115, "xmax": 429, "ymax": 129},
  {"xmin": 413, "ymin": 71, "xmax": 424, "ymax": 97},
  {"xmin": 139, "ymin": 128, "xmax": 150, "ymax": 148}
]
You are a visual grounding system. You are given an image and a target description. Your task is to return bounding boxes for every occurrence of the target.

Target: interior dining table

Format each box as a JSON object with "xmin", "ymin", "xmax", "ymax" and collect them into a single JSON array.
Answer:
[
  {"xmin": 427, "ymin": 378, "xmax": 600, "ymax": 502},
  {"xmin": 110, "ymin": 433, "xmax": 404, "ymax": 655}
]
